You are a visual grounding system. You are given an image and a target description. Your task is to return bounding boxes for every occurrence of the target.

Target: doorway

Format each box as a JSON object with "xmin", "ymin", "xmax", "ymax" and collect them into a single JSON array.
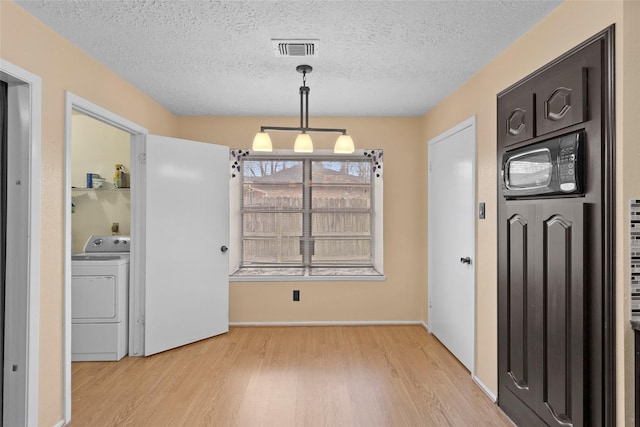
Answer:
[
  {"xmin": 63, "ymin": 92, "xmax": 147, "ymax": 422},
  {"xmin": 0, "ymin": 59, "xmax": 42, "ymax": 427},
  {"xmin": 63, "ymin": 93, "xmax": 230, "ymax": 424},
  {"xmin": 427, "ymin": 116, "xmax": 476, "ymax": 373}
]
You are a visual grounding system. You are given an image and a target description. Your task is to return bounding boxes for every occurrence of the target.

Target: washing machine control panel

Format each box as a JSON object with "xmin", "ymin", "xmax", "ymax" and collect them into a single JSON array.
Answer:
[{"xmin": 83, "ymin": 235, "xmax": 131, "ymax": 253}]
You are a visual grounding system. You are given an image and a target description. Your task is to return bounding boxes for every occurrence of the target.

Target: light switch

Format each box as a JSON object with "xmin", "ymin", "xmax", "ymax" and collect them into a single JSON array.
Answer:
[{"xmin": 479, "ymin": 202, "xmax": 486, "ymax": 220}]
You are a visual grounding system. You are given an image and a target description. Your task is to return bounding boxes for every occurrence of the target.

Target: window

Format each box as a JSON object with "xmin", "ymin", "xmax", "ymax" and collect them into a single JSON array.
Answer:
[{"xmin": 230, "ymin": 149, "xmax": 383, "ymax": 280}]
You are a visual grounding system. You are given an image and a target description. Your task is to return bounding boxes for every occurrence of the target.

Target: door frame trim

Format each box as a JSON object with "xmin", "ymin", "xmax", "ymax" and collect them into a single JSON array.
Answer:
[
  {"xmin": 427, "ymin": 115, "xmax": 477, "ymax": 376},
  {"xmin": 0, "ymin": 58, "xmax": 42, "ymax": 427},
  {"xmin": 600, "ymin": 26, "xmax": 616, "ymax": 427},
  {"xmin": 63, "ymin": 92, "xmax": 147, "ymax": 423}
]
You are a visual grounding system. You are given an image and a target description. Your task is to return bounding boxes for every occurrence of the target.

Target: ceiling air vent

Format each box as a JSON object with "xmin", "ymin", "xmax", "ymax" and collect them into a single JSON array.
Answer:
[{"xmin": 272, "ymin": 39, "xmax": 319, "ymax": 57}]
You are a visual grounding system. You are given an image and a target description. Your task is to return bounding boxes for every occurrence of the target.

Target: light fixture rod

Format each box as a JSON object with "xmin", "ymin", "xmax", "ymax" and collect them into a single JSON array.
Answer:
[
  {"xmin": 300, "ymin": 86, "xmax": 304, "ymax": 129},
  {"xmin": 305, "ymin": 86, "xmax": 309, "ymax": 128},
  {"xmin": 260, "ymin": 126, "xmax": 346, "ymax": 134},
  {"xmin": 299, "ymin": 66, "xmax": 311, "ymax": 129}
]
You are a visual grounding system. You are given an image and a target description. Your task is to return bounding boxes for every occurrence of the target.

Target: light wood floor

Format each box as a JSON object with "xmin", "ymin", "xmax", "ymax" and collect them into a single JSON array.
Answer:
[{"xmin": 69, "ymin": 325, "xmax": 513, "ymax": 426}]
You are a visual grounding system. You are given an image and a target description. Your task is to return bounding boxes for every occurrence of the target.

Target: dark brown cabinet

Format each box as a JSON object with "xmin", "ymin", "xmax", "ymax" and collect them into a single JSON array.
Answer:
[
  {"xmin": 497, "ymin": 41, "xmax": 598, "ymax": 150},
  {"xmin": 497, "ymin": 28, "xmax": 615, "ymax": 427},
  {"xmin": 498, "ymin": 87, "xmax": 535, "ymax": 146},
  {"xmin": 500, "ymin": 203, "xmax": 585, "ymax": 426},
  {"xmin": 534, "ymin": 66, "xmax": 587, "ymax": 137}
]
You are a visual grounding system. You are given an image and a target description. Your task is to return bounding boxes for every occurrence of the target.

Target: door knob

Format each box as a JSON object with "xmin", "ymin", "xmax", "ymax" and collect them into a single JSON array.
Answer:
[
  {"xmin": 460, "ymin": 257, "xmax": 471, "ymax": 264},
  {"xmin": 220, "ymin": 245, "xmax": 228, "ymax": 253}
]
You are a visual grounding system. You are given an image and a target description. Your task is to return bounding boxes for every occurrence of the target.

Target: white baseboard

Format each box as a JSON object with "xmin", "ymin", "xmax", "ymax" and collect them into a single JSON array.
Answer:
[
  {"xmin": 229, "ymin": 320, "xmax": 424, "ymax": 327},
  {"xmin": 53, "ymin": 419, "xmax": 65, "ymax": 427},
  {"xmin": 473, "ymin": 375, "xmax": 497, "ymax": 402},
  {"xmin": 420, "ymin": 321, "xmax": 429, "ymax": 332}
]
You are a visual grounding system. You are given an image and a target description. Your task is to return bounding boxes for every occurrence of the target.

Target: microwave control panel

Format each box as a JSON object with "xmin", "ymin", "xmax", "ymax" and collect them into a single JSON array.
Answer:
[{"xmin": 558, "ymin": 138, "xmax": 578, "ymax": 192}]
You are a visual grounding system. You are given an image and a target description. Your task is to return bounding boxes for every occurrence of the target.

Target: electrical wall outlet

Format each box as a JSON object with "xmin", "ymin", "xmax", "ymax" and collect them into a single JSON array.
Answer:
[{"xmin": 293, "ymin": 290, "xmax": 300, "ymax": 301}]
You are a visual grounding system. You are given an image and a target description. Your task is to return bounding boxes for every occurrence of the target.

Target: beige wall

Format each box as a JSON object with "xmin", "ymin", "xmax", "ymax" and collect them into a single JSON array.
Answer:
[
  {"xmin": 178, "ymin": 116, "xmax": 426, "ymax": 323},
  {"xmin": 621, "ymin": 1, "xmax": 640, "ymax": 425},
  {"xmin": 420, "ymin": 0, "xmax": 634, "ymax": 424},
  {"xmin": 0, "ymin": 2, "xmax": 178, "ymax": 425},
  {"xmin": 71, "ymin": 115, "xmax": 131, "ymax": 253}
]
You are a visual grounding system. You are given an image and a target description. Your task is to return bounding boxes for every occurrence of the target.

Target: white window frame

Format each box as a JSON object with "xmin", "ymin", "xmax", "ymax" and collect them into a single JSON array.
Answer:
[{"xmin": 229, "ymin": 149, "xmax": 384, "ymax": 281}]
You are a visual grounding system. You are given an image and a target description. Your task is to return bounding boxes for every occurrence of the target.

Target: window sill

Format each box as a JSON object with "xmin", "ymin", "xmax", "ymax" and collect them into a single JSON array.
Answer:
[{"xmin": 229, "ymin": 267, "xmax": 385, "ymax": 282}]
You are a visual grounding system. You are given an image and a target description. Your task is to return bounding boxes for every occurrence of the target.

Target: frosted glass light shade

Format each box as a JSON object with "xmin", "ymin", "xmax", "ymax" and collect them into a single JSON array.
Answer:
[
  {"xmin": 252, "ymin": 132, "xmax": 272, "ymax": 152},
  {"xmin": 294, "ymin": 133, "xmax": 314, "ymax": 153},
  {"xmin": 334, "ymin": 134, "xmax": 355, "ymax": 154}
]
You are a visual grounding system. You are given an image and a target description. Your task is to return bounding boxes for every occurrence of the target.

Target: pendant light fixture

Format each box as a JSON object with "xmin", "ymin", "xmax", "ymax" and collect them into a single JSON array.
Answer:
[{"xmin": 252, "ymin": 65, "xmax": 355, "ymax": 154}]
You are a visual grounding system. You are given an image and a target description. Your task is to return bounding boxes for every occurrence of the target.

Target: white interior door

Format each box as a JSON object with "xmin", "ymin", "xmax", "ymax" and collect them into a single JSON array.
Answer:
[
  {"xmin": 144, "ymin": 135, "xmax": 229, "ymax": 356},
  {"xmin": 428, "ymin": 117, "xmax": 476, "ymax": 372}
]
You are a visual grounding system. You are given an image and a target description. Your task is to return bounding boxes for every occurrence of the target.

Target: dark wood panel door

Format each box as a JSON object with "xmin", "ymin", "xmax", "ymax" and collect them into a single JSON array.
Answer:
[
  {"xmin": 499, "ymin": 204, "xmax": 539, "ymax": 413},
  {"xmin": 536, "ymin": 202, "xmax": 585, "ymax": 427},
  {"xmin": 499, "ymin": 202, "xmax": 586, "ymax": 426}
]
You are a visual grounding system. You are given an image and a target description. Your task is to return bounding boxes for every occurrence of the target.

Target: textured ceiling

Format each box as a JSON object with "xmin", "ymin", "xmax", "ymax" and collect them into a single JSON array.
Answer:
[{"xmin": 15, "ymin": 1, "xmax": 561, "ymax": 117}]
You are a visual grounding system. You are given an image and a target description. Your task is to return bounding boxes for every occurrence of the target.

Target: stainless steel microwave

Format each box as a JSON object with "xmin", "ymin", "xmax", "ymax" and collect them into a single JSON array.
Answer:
[{"xmin": 501, "ymin": 130, "xmax": 585, "ymax": 198}]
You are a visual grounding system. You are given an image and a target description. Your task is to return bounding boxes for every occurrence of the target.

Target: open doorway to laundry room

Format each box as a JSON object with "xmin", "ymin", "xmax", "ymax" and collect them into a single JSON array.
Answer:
[
  {"xmin": 64, "ymin": 93, "xmax": 231, "ymax": 424},
  {"xmin": 68, "ymin": 111, "xmax": 134, "ymax": 419},
  {"xmin": 64, "ymin": 93, "xmax": 148, "ymax": 423}
]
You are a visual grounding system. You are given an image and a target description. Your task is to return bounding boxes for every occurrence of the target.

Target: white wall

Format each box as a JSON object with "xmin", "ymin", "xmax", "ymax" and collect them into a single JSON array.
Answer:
[{"xmin": 71, "ymin": 114, "xmax": 130, "ymax": 252}]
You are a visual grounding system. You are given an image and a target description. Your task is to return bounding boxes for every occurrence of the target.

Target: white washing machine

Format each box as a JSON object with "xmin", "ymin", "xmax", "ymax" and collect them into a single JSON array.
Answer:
[{"xmin": 71, "ymin": 235, "xmax": 130, "ymax": 361}]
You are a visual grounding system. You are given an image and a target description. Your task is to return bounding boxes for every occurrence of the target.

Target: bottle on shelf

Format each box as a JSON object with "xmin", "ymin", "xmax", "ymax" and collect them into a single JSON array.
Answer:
[{"xmin": 113, "ymin": 164, "xmax": 128, "ymax": 188}]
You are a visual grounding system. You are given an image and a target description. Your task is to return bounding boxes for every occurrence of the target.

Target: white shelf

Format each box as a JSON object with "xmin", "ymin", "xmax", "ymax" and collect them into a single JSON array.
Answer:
[{"xmin": 72, "ymin": 187, "xmax": 130, "ymax": 193}]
